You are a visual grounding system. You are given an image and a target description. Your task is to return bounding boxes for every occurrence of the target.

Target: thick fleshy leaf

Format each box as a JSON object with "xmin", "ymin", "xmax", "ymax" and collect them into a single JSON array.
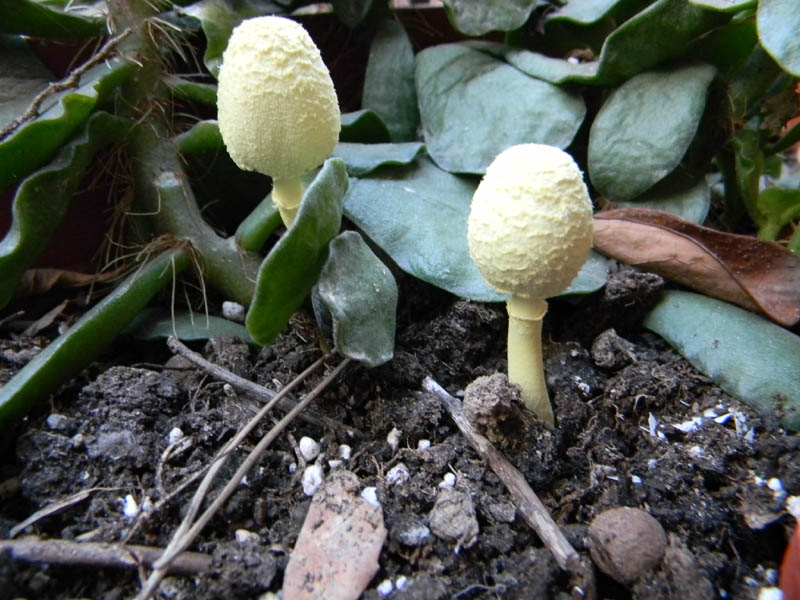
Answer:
[
  {"xmin": 690, "ymin": 0, "xmax": 755, "ymax": 11},
  {"xmin": 616, "ymin": 173, "xmax": 711, "ymax": 224},
  {"xmin": 594, "ymin": 208, "xmax": 800, "ymax": 326},
  {"xmin": 644, "ymin": 291, "xmax": 800, "ymax": 431},
  {"xmin": 340, "ymin": 109, "xmax": 391, "ymax": 143},
  {"xmin": 564, "ymin": 251, "xmax": 609, "ymax": 295},
  {"xmin": 362, "ymin": 19, "xmax": 419, "ymax": 142},
  {"xmin": 499, "ymin": 47, "xmax": 599, "ymax": 85},
  {"xmin": 593, "ymin": 0, "xmax": 728, "ymax": 84},
  {"xmin": 546, "ymin": 0, "xmax": 625, "ymax": 24},
  {"xmin": 441, "ymin": 0, "xmax": 539, "ymax": 36},
  {"xmin": 165, "ymin": 75, "xmax": 218, "ymax": 107},
  {"xmin": 0, "ymin": 249, "xmax": 189, "ymax": 422},
  {"xmin": 331, "ymin": 0, "xmax": 373, "ymax": 27},
  {"xmin": 333, "ymin": 142, "xmax": 423, "ymax": 176},
  {"xmin": 344, "ymin": 157, "xmax": 605, "ymax": 301},
  {"xmin": 179, "ymin": 0, "xmax": 285, "ymax": 77},
  {"xmin": 315, "ymin": 232, "xmax": 397, "ymax": 367},
  {"xmin": 0, "ymin": 54, "xmax": 130, "ymax": 195},
  {"xmin": 0, "ymin": 112, "xmax": 128, "ymax": 310},
  {"xmin": 0, "ymin": 0, "xmax": 103, "ymax": 38},
  {"xmin": 416, "ymin": 43, "xmax": 585, "ymax": 174},
  {"xmin": 175, "ymin": 119, "xmax": 223, "ymax": 155},
  {"xmin": 757, "ymin": 173, "xmax": 800, "ymax": 254},
  {"xmin": 245, "ymin": 159, "xmax": 348, "ymax": 346},
  {"xmin": 127, "ymin": 310, "xmax": 255, "ymax": 345},
  {"xmin": 588, "ymin": 63, "xmax": 716, "ymax": 202},
  {"xmin": 756, "ymin": 0, "xmax": 800, "ymax": 76}
]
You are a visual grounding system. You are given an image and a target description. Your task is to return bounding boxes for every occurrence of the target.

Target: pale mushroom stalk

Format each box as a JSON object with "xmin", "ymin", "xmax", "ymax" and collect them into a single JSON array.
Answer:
[
  {"xmin": 468, "ymin": 144, "xmax": 594, "ymax": 427},
  {"xmin": 506, "ymin": 295, "xmax": 553, "ymax": 426},
  {"xmin": 272, "ymin": 177, "xmax": 304, "ymax": 228},
  {"xmin": 216, "ymin": 16, "xmax": 340, "ymax": 229}
]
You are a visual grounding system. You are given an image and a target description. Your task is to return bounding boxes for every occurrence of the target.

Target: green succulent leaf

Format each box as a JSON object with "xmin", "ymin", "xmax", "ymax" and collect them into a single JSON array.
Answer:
[
  {"xmin": 416, "ymin": 43, "xmax": 585, "ymax": 174},
  {"xmin": 441, "ymin": 0, "xmax": 540, "ymax": 36},
  {"xmin": 546, "ymin": 0, "xmax": 627, "ymax": 25},
  {"xmin": 314, "ymin": 231, "xmax": 398, "ymax": 367},
  {"xmin": 756, "ymin": 173, "xmax": 800, "ymax": 251},
  {"xmin": 0, "ymin": 111, "xmax": 128, "ymax": 310},
  {"xmin": 617, "ymin": 173, "xmax": 711, "ymax": 224},
  {"xmin": 340, "ymin": 109, "xmax": 391, "ymax": 143},
  {"xmin": 496, "ymin": 46, "xmax": 600, "ymax": 85},
  {"xmin": 564, "ymin": 251, "xmax": 610, "ymax": 295},
  {"xmin": 0, "ymin": 51, "xmax": 131, "ymax": 195},
  {"xmin": 0, "ymin": 0, "xmax": 103, "ymax": 38},
  {"xmin": 0, "ymin": 249, "xmax": 189, "ymax": 422},
  {"xmin": 756, "ymin": 0, "xmax": 800, "ymax": 76},
  {"xmin": 175, "ymin": 119, "xmax": 223, "ymax": 155},
  {"xmin": 588, "ymin": 62, "xmax": 716, "ymax": 202},
  {"xmin": 245, "ymin": 158, "xmax": 348, "ymax": 346},
  {"xmin": 165, "ymin": 75, "xmax": 218, "ymax": 107},
  {"xmin": 593, "ymin": 0, "xmax": 729, "ymax": 84},
  {"xmin": 127, "ymin": 309, "xmax": 255, "ymax": 345},
  {"xmin": 645, "ymin": 290, "xmax": 800, "ymax": 431},
  {"xmin": 333, "ymin": 142, "xmax": 424, "ymax": 176},
  {"xmin": 362, "ymin": 19, "xmax": 419, "ymax": 142},
  {"xmin": 689, "ymin": 0, "xmax": 755, "ymax": 12}
]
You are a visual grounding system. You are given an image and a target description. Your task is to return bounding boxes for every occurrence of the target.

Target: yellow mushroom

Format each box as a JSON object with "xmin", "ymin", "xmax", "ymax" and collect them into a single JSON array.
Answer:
[
  {"xmin": 467, "ymin": 144, "xmax": 594, "ymax": 426},
  {"xmin": 217, "ymin": 16, "xmax": 340, "ymax": 227}
]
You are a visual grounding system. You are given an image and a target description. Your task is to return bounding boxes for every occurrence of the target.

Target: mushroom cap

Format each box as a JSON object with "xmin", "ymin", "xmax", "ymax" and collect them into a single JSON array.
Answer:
[
  {"xmin": 217, "ymin": 16, "xmax": 340, "ymax": 180},
  {"xmin": 467, "ymin": 144, "xmax": 593, "ymax": 298}
]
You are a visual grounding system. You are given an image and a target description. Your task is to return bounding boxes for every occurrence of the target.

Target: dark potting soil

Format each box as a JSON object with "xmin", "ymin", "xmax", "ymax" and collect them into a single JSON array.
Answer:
[{"xmin": 0, "ymin": 265, "xmax": 797, "ymax": 599}]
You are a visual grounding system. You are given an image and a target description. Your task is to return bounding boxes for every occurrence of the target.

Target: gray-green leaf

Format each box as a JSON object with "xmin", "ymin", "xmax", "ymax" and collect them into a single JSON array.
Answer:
[
  {"xmin": 588, "ymin": 63, "xmax": 716, "ymax": 202},
  {"xmin": 333, "ymin": 142, "xmax": 423, "ymax": 176},
  {"xmin": 441, "ymin": 0, "xmax": 540, "ymax": 36},
  {"xmin": 416, "ymin": 43, "xmax": 585, "ymax": 174},
  {"xmin": 315, "ymin": 232, "xmax": 397, "ymax": 367},
  {"xmin": 757, "ymin": 0, "xmax": 800, "ymax": 76},
  {"xmin": 362, "ymin": 19, "xmax": 419, "ymax": 142},
  {"xmin": 644, "ymin": 291, "xmax": 800, "ymax": 431}
]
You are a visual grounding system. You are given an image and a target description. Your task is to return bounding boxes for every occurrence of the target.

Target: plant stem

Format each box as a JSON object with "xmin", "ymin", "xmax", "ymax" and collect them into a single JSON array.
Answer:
[
  {"xmin": 272, "ymin": 176, "xmax": 304, "ymax": 228},
  {"xmin": 506, "ymin": 295, "xmax": 553, "ymax": 427}
]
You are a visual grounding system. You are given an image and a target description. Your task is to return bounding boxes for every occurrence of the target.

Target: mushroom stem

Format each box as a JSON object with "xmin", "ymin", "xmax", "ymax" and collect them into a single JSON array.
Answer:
[
  {"xmin": 272, "ymin": 177, "xmax": 304, "ymax": 228},
  {"xmin": 506, "ymin": 295, "xmax": 553, "ymax": 427}
]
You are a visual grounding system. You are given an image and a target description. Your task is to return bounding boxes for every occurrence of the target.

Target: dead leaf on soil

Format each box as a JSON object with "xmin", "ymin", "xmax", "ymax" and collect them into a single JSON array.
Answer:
[
  {"xmin": 282, "ymin": 470, "xmax": 386, "ymax": 600},
  {"xmin": 593, "ymin": 208, "xmax": 800, "ymax": 326},
  {"xmin": 16, "ymin": 267, "xmax": 123, "ymax": 298}
]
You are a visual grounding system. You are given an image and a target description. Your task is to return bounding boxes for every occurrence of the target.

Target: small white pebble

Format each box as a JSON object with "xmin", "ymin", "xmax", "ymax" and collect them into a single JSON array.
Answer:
[
  {"xmin": 288, "ymin": 462, "xmax": 297, "ymax": 474},
  {"xmin": 567, "ymin": 56, "xmax": 579, "ymax": 64},
  {"xmin": 734, "ymin": 412, "xmax": 749, "ymax": 437},
  {"xmin": 786, "ymin": 495, "xmax": 800, "ymax": 518},
  {"xmin": 767, "ymin": 478, "xmax": 784, "ymax": 493},
  {"xmin": 396, "ymin": 575, "xmax": 408, "ymax": 590},
  {"xmin": 631, "ymin": 475, "xmax": 642, "ymax": 485},
  {"xmin": 714, "ymin": 413, "xmax": 733, "ymax": 425},
  {"xmin": 439, "ymin": 472, "xmax": 456, "ymax": 488},
  {"xmin": 417, "ymin": 439, "xmax": 431, "ymax": 451},
  {"xmin": 703, "ymin": 408, "xmax": 718, "ymax": 418},
  {"xmin": 757, "ymin": 587, "xmax": 783, "ymax": 600},
  {"xmin": 328, "ymin": 459, "xmax": 343, "ymax": 470},
  {"xmin": 140, "ymin": 496, "xmax": 154, "ymax": 514},
  {"xmin": 648, "ymin": 413, "xmax": 659, "ymax": 438},
  {"xmin": 361, "ymin": 486, "xmax": 380, "ymax": 507},
  {"xmin": 235, "ymin": 529, "xmax": 260, "ymax": 545},
  {"xmin": 386, "ymin": 463, "xmax": 410, "ymax": 486},
  {"xmin": 387, "ymin": 427, "xmax": 402, "ymax": 452},
  {"xmin": 168, "ymin": 427, "xmax": 184, "ymax": 445},
  {"xmin": 299, "ymin": 436, "xmax": 321, "ymax": 462},
  {"xmin": 223, "ymin": 383, "xmax": 235, "ymax": 396},
  {"xmin": 765, "ymin": 568, "xmax": 779, "ymax": 585},
  {"xmin": 122, "ymin": 494, "xmax": 139, "ymax": 519},
  {"xmin": 241, "ymin": 475, "xmax": 249, "ymax": 487},
  {"xmin": 675, "ymin": 417, "xmax": 704, "ymax": 433},
  {"xmin": 338, "ymin": 444, "xmax": 352, "ymax": 461},
  {"xmin": 689, "ymin": 445, "xmax": 704, "ymax": 457},
  {"xmin": 71, "ymin": 433, "xmax": 85, "ymax": 449},
  {"xmin": 222, "ymin": 300, "xmax": 246, "ymax": 322},
  {"xmin": 745, "ymin": 576, "xmax": 760, "ymax": 587},
  {"xmin": 647, "ymin": 458, "xmax": 658, "ymax": 471},
  {"xmin": 377, "ymin": 579, "xmax": 394, "ymax": 596},
  {"xmin": 301, "ymin": 464, "xmax": 324, "ymax": 496}
]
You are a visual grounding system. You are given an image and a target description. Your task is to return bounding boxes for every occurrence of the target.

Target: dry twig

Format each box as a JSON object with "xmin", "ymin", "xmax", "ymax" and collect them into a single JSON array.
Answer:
[{"xmin": 423, "ymin": 376, "xmax": 596, "ymax": 599}]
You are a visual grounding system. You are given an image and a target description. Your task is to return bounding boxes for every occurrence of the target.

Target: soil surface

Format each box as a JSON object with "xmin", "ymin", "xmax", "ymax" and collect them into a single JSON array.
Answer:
[{"xmin": 0, "ymin": 265, "xmax": 798, "ymax": 599}]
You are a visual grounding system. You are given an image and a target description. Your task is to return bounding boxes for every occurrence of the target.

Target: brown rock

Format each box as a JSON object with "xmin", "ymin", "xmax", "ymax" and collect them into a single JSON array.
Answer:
[{"xmin": 588, "ymin": 506, "xmax": 667, "ymax": 585}]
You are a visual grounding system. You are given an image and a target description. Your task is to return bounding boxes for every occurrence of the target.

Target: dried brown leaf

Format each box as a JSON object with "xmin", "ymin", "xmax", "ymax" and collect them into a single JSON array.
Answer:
[
  {"xmin": 17, "ymin": 268, "xmax": 122, "ymax": 297},
  {"xmin": 593, "ymin": 208, "xmax": 800, "ymax": 326}
]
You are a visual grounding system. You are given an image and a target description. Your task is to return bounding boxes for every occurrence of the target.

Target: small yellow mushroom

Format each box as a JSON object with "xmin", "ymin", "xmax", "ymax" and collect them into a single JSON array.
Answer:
[
  {"xmin": 217, "ymin": 16, "xmax": 341, "ymax": 227},
  {"xmin": 467, "ymin": 144, "xmax": 594, "ymax": 426}
]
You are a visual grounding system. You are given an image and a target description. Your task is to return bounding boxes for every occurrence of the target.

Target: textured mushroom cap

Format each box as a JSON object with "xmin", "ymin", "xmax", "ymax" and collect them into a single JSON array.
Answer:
[
  {"xmin": 217, "ymin": 16, "xmax": 340, "ymax": 180},
  {"xmin": 467, "ymin": 144, "xmax": 593, "ymax": 298}
]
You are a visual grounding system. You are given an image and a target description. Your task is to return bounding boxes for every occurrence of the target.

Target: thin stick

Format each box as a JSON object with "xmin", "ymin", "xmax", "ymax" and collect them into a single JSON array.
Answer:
[
  {"xmin": 0, "ymin": 29, "xmax": 133, "ymax": 142},
  {"xmin": 0, "ymin": 537, "xmax": 210, "ymax": 576},
  {"xmin": 422, "ymin": 376, "xmax": 581, "ymax": 572},
  {"xmin": 167, "ymin": 336, "xmax": 351, "ymax": 432}
]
